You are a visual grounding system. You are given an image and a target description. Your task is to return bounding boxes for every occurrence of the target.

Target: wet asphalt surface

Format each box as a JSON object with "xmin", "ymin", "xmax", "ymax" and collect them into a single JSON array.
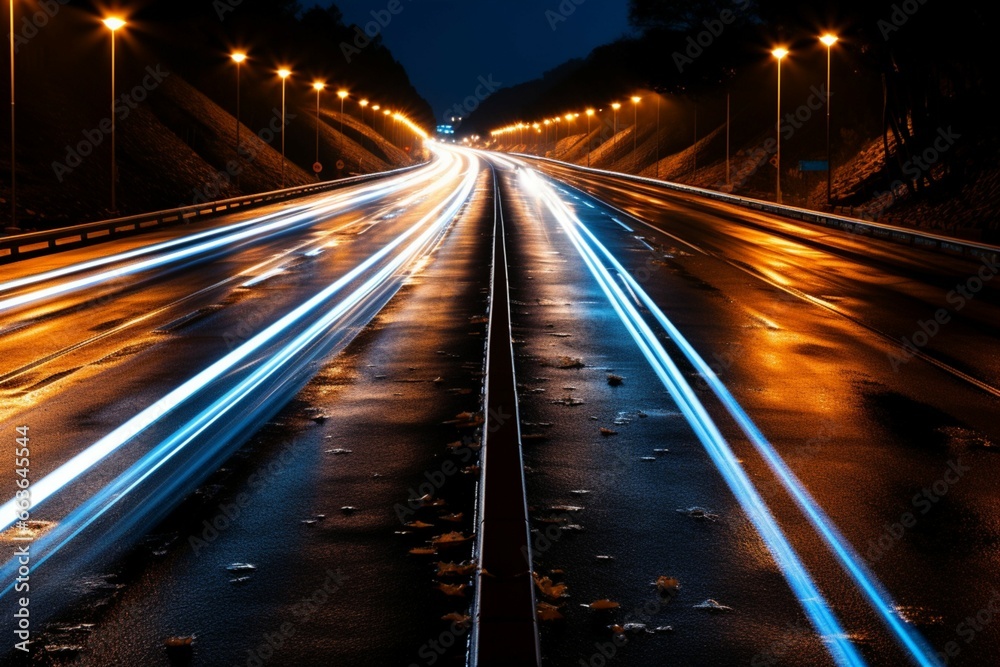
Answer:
[{"xmin": 1, "ymin": 147, "xmax": 998, "ymax": 666}]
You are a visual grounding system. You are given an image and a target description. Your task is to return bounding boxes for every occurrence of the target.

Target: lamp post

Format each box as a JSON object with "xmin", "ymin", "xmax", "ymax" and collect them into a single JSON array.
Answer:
[
  {"xmin": 313, "ymin": 81, "xmax": 325, "ymax": 179},
  {"xmin": 820, "ymin": 33, "xmax": 838, "ymax": 207},
  {"xmin": 359, "ymin": 98, "xmax": 369, "ymax": 151},
  {"xmin": 586, "ymin": 109, "xmax": 594, "ymax": 167},
  {"xmin": 772, "ymin": 47, "xmax": 788, "ymax": 204},
  {"xmin": 277, "ymin": 68, "xmax": 291, "ymax": 188},
  {"xmin": 102, "ymin": 16, "xmax": 126, "ymax": 214},
  {"xmin": 563, "ymin": 114, "xmax": 574, "ymax": 157},
  {"xmin": 726, "ymin": 92, "xmax": 731, "ymax": 187},
  {"xmin": 611, "ymin": 102, "xmax": 621, "ymax": 164},
  {"xmin": 655, "ymin": 94, "xmax": 661, "ymax": 179},
  {"xmin": 337, "ymin": 89, "xmax": 348, "ymax": 137},
  {"xmin": 7, "ymin": 0, "xmax": 18, "ymax": 231},
  {"xmin": 383, "ymin": 108, "xmax": 391, "ymax": 143},
  {"xmin": 543, "ymin": 119, "xmax": 551, "ymax": 156},
  {"xmin": 230, "ymin": 52, "xmax": 246, "ymax": 189},
  {"xmin": 631, "ymin": 95, "xmax": 641, "ymax": 173}
]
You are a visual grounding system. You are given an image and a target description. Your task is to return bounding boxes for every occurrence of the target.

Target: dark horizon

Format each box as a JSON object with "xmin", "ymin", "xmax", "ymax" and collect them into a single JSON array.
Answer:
[{"xmin": 300, "ymin": 0, "xmax": 632, "ymax": 121}]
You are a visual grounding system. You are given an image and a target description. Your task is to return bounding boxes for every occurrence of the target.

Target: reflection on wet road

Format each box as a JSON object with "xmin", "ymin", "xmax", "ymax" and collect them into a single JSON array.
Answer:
[{"xmin": 0, "ymin": 145, "xmax": 996, "ymax": 666}]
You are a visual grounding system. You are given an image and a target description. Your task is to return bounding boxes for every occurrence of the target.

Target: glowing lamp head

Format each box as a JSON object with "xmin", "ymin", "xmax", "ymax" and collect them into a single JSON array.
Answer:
[
  {"xmin": 313, "ymin": 81, "xmax": 325, "ymax": 91},
  {"xmin": 372, "ymin": 104, "xmax": 380, "ymax": 111},
  {"xmin": 383, "ymin": 109, "xmax": 390, "ymax": 115},
  {"xmin": 820, "ymin": 33, "xmax": 839, "ymax": 47},
  {"xmin": 611, "ymin": 102, "xmax": 621, "ymax": 110},
  {"xmin": 586, "ymin": 108, "xmax": 595, "ymax": 116},
  {"xmin": 772, "ymin": 47, "xmax": 789, "ymax": 60},
  {"xmin": 102, "ymin": 17, "xmax": 126, "ymax": 31},
  {"xmin": 231, "ymin": 52, "xmax": 247, "ymax": 64},
  {"xmin": 278, "ymin": 68, "xmax": 291, "ymax": 79},
  {"xmin": 337, "ymin": 90, "xmax": 349, "ymax": 100},
  {"xmin": 631, "ymin": 96, "xmax": 641, "ymax": 104},
  {"xmin": 360, "ymin": 99, "xmax": 369, "ymax": 107}
]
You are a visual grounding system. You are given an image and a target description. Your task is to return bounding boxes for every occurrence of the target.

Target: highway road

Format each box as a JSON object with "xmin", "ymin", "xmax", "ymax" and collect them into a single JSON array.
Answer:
[{"xmin": 0, "ymin": 145, "xmax": 996, "ymax": 666}]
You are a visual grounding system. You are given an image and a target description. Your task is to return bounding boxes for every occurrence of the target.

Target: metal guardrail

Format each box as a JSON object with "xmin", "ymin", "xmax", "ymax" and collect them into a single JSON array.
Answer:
[
  {"xmin": 513, "ymin": 153, "xmax": 1000, "ymax": 264},
  {"xmin": 0, "ymin": 161, "xmax": 430, "ymax": 264}
]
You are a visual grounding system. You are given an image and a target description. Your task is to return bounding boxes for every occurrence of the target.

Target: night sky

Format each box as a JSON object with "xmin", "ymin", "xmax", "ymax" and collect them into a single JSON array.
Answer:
[{"xmin": 301, "ymin": 0, "xmax": 632, "ymax": 122}]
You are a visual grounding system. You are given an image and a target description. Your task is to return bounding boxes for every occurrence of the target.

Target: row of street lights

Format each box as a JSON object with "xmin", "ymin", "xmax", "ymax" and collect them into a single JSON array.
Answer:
[
  {"xmin": 490, "ymin": 33, "xmax": 840, "ymax": 206},
  {"xmin": 3, "ymin": 2, "xmax": 427, "ymax": 233},
  {"xmin": 772, "ymin": 33, "xmax": 838, "ymax": 203},
  {"xmin": 491, "ymin": 95, "xmax": 645, "ymax": 172},
  {"xmin": 230, "ymin": 52, "xmax": 424, "ymax": 187}
]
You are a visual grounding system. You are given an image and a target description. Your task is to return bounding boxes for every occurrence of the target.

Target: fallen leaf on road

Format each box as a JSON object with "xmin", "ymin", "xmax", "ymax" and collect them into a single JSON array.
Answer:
[{"xmin": 583, "ymin": 599, "xmax": 620, "ymax": 610}]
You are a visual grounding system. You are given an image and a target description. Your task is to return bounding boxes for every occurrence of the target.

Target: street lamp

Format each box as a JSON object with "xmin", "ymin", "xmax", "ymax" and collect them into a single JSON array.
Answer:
[
  {"xmin": 359, "ymin": 98, "xmax": 370, "ymax": 151},
  {"xmin": 655, "ymin": 93, "xmax": 662, "ymax": 180},
  {"xmin": 337, "ymin": 89, "xmax": 348, "ymax": 137},
  {"xmin": 383, "ymin": 108, "xmax": 391, "ymax": 142},
  {"xmin": 543, "ymin": 119, "xmax": 551, "ymax": 156},
  {"xmin": 820, "ymin": 33, "xmax": 838, "ymax": 207},
  {"xmin": 611, "ymin": 102, "xmax": 621, "ymax": 162},
  {"xmin": 313, "ymin": 81, "xmax": 325, "ymax": 179},
  {"xmin": 585, "ymin": 109, "xmax": 595, "ymax": 167},
  {"xmin": 230, "ymin": 52, "xmax": 247, "ymax": 189},
  {"xmin": 631, "ymin": 96, "xmax": 641, "ymax": 173},
  {"xmin": 277, "ymin": 67, "xmax": 291, "ymax": 188},
  {"xmin": 102, "ymin": 16, "xmax": 126, "ymax": 214},
  {"xmin": 7, "ymin": 0, "xmax": 19, "ymax": 231},
  {"xmin": 772, "ymin": 47, "xmax": 788, "ymax": 204},
  {"xmin": 564, "ymin": 114, "xmax": 575, "ymax": 158}
]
